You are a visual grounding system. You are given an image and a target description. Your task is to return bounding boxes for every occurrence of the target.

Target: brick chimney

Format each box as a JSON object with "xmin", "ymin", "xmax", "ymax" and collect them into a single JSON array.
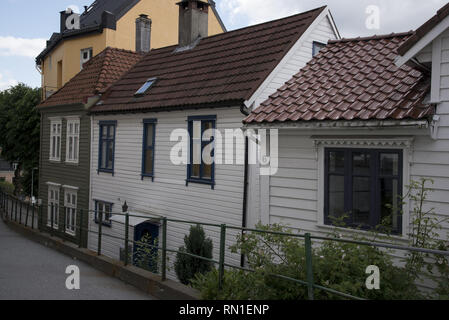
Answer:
[
  {"xmin": 136, "ymin": 14, "xmax": 152, "ymax": 53},
  {"xmin": 176, "ymin": 0, "xmax": 209, "ymax": 47}
]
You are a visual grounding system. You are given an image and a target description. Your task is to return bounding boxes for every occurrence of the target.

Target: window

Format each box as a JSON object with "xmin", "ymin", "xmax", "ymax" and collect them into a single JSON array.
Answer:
[
  {"xmin": 313, "ymin": 41, "xmax": 326, "ymax": 57},
  {"xmin": 141, "ymin": 119, "xmax": 157, "ymax": 179},
  {"xmin": 49, "ymin": 120, "xmax": 62, "ymax": 161},
  {"xmin": 98, "ymin": 121, "xmax": 117, "ymax": 174},
  {"xmin": 66, "ymin": 119, "xmax": 80, "ymax": 163},
  {"xmin": 187, "ymin": 115, "xmax": 216, "ymax": 187},
  {"xmin": 135, "ymin": 78, "xmax": 157, "ymax": 96},
  {"xmin": 80, "ymin": 48, "xmax": 93, "ymax": 70},
  {"xmin": 64, "ymin": 189, "xmax": 77, "ymax": 235},
  {"xmin": 95, "ymin": 200, "xmax": 113, "ymax": 226},
  {"xmin": 324, "ymin": 148, "xmax": 403, "ymax": 234},
  {"xmin": 47, "ymin": 185, "xmax": 60, "ymax": 228}
]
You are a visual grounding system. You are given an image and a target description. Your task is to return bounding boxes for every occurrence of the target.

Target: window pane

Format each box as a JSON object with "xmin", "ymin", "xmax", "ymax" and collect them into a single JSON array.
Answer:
[
  {"xmin": 146, "ymin": 124, "xmax": 154, "ymax": 147},
  {"xmin": 328, "ymin": 175, "xmax": 345, "ymax": 219},
  {"xmin": 74, "ymin": 137, "xmax": 79, "ymax": 160},
  {"xmin": 56, "ymin": 136, "xmax": 60, "ymax": 157},
  {"xmin": 144, "ymin": 149, "xmax": 153, "ymax": 175},
  {"xmin": 203, "ymin": 121, "xmax": 213, "ymax": 141},
  {"xmin": 193, "ymin": 121, "xmax": 201, "ymax": 139},
  {"xmin": 107, "ymin": 142, "xmax": 114, "ymax": 169},
  {"xmin": 329, "ymin": 151, "xmax": 344, "ymax": 173},
  {"xmin": 353, "ymin": 152, "xmax": 370, "ymax": 175},
  {"xmin": 380, "ymin": 178, "xmax": 399, "ymax": 231},
  {"xmin": 193, "ymin": 141, "xmax": 201, "ymax": 165},
  {"xmin": 101, "ymin": 142, "xmax": 107, "ymax": 168},
  {"xmin": 102, "ymin": 126, "xmax": 107, "ymax": 138},
  {"xmin": 353, "ymin": 177, "xmax": 371, "ymax": 226},
  {"xmin": 380, "ymin": 153, "xmax": 399, "ymax": 176},
  {"xmin": 192, "ymin": 164, "xmax": 200, "ymax": 178},
  {"xmin": 203, "ymin": 164, "xmax": 212, "ymax": 179}
]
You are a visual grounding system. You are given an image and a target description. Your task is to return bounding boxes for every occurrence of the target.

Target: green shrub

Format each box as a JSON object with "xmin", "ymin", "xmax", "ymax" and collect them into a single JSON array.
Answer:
[
  {"xmin": 134, "ymin": 233, "xmax": 159, "ymax": 273},
  {"xmin": 0, "ymin": 180, "xmax": 14, "ymax": 194},
  {"xmin": 175, "ymin": 225, "xmax": 213, "ymax": 285},
  {"xmin": 193, "ymin": 223, "xmax": 421, "ymax": 300}
]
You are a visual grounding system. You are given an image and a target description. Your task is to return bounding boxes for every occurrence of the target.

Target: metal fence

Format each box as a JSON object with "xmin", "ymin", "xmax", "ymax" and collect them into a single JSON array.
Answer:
[{"xmin": 1, "ymin": 190, "xmax": 448, "ymax": 300}]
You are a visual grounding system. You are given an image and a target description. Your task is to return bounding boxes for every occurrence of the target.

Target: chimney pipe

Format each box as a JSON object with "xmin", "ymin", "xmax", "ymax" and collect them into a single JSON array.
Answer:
[
  {"xmin": 136, "ymin": 14, "xmax": 152, "ymax": 53},
  {"xmin": 176, "ymin": 0, "xmax": 209, "ymax": 47},
  {"xmin": 60, "ymin": 10, "xmax": 72, "ymax": 33}
]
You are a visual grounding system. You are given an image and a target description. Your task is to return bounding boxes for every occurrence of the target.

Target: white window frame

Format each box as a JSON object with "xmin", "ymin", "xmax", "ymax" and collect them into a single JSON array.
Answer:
[
  {"xmin": 314, "ymin": 136, "xmax": 413, "ymax": 238},
  {"xmin": 80, "ymin": 48, "xmax": 93, "ymax": 70},
  {"xmin": 64, "ymin": 188, "xmax": 77, "ymax": 235},
  {"xmin": 66, "ymin": 118, "xmax": 80, "ymax": 164},
  {"xmin": 49, "ymin": 119, "xmax": 62, "ymax": 162},
  {"xmin": 47, "ymin": 184, "xmax": 60, "ymax": 228}
]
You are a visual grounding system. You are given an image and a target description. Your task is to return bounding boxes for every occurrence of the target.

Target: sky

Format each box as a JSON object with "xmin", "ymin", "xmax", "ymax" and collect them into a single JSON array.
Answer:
[{"xmin": 0, "ymin": 0, "xmax": 447, "ymax": 90}]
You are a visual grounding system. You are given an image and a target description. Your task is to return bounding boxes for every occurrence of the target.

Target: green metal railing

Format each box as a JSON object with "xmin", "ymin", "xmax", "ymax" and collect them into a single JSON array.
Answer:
[{"xmin": 1, "ymin": 189, "xmax": 448, "ymax": 300}]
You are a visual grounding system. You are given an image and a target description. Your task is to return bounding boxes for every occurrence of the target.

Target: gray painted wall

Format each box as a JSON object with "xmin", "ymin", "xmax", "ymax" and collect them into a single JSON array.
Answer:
[{"xmin": 38, "ymin": 104, "xmax": 91, "ymax": 246}]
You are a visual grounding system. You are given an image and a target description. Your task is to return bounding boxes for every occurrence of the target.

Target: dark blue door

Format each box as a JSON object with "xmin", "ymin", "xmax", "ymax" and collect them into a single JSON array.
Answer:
[{"xmin": 133, "ymin": 222, "xmax": 159, "ymax": 273}]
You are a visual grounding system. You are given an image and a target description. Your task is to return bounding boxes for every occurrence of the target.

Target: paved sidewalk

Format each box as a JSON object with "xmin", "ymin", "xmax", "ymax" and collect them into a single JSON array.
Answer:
[{"xmin": 0, "ymin": 220, "xmax": 154, "ymax": 300}]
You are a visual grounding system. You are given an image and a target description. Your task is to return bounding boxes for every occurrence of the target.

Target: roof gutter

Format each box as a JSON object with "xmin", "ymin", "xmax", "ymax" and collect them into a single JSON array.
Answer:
[{"xmin": 243, "ymin": 119, "xmax": 430, "ymax": 130}]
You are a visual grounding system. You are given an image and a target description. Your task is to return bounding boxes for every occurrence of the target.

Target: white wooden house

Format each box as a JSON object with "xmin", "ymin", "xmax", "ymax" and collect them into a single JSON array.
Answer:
[
  {"xmin": 244, "ymin": 3, "xmax": 449, "ymax": 247},
  {"xmin": 87, "ymin": 1, "xmax": 339, "ymax": 277}
]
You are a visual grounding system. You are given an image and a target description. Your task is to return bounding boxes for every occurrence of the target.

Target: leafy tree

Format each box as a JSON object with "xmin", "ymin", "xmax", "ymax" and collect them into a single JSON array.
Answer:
[
  {"xmin": 175, "ymin": 225, "xmax": 213, "ymax": 285},
  {"xmin": 0, "ymin": 84, "xmax": 41, "ymax": 197}
]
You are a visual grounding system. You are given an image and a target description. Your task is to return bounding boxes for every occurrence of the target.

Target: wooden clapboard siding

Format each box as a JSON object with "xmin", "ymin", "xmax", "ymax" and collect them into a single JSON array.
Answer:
[
  {"xmin": 38, "ymin": 105, "xmax": 91, "ymax": 246},
  {"xmin": 89, "ymin": 107, "xmax": 245, "ymax": 277}
]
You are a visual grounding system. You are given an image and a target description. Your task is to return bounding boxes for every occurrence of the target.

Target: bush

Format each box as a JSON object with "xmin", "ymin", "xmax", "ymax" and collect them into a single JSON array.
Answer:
[
  {"xmin": 134, "ymin": 233, "xmax": 159, "ymax": 273},
  {"xmin": 175, "ymin": 225, "xmax": 213, "ymax": 285},
  {"xmin": 0, "ymin": 180, "xmax": 14, "ymax": 194},
  {"xmin": 192, "ymin": 223, "xmax": 421, "ymax": 300}
]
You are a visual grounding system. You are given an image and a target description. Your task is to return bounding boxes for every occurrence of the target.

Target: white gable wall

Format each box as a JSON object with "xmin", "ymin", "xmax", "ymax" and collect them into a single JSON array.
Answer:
[{"xmin": 247, "ymin": 11, "xmax": 339, "ymax": 109}]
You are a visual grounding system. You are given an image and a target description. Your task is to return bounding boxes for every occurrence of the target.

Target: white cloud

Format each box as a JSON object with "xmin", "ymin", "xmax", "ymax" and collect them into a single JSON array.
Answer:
[
  {"xmin": 0, "ymin": 73, "xmax": 18, "ymax": 91},
  {"xmin": 67, "ymin": 4, "xmax": 80, "ymax": 14},
  {"xmin": 218, "ymin": 0, "xmax": 448, "ymax": 37},
  {"xmin": 0, "ymin": 36, "xmax": 46, "ymax": 58}
]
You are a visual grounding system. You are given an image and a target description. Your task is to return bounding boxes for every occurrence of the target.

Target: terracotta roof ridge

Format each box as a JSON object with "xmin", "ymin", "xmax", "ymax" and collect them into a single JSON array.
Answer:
[
  {"xmin": 329, "ymin": 31, "xmax": 414, "ymax": 44},
  {"xmin": 198, "ymin": 5, "xmax": 327, "ymax": 41}
]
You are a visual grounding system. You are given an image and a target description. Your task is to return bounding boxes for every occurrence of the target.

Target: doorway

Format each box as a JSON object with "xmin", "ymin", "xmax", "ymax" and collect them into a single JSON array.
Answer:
[{"xmin": 133, "ymin": 221, "xmax": 159, "ymax": 273}]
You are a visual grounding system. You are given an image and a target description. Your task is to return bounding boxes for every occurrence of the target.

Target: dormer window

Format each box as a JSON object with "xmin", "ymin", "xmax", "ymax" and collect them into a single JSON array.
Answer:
[{"xmin": 135, "ymin": 78, "xmax": 157, "ymax": 96}]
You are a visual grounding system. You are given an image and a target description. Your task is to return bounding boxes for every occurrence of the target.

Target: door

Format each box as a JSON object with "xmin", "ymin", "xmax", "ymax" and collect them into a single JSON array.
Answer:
[{"xmin": 133, "ymin": 222, "xmax": 159, "ymax": 273}]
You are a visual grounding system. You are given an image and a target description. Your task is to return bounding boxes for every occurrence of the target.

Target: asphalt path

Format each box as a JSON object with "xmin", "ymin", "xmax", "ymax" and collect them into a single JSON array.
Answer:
[{"xmin": 0, "ymin": 220, "xmax": 154, "ymax": 300}]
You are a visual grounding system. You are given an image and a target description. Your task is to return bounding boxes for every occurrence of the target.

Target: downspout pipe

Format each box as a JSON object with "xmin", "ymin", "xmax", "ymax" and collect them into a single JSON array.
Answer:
[{"xmin": 240, "ymin": 104, "xmax": 250, "ymax": 267}]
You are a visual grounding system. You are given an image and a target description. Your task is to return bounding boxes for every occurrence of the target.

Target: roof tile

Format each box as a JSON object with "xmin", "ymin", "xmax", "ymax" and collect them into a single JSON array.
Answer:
[
  {"xmin": 245, "ymin": 33, "xmax": 433, "ymax": 124},
  {"xmin": 90, "ymin": 6, "xmax": 326, "ymax": 113}
]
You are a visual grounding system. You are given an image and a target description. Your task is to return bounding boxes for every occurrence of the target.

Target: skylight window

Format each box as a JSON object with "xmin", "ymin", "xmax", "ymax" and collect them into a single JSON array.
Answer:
[{"xmin": 135, "ymin": 78, "xmax": 157, "ymax": 96}]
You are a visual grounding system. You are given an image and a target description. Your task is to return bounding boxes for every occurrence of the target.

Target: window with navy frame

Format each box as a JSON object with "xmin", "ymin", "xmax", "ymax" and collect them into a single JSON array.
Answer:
[
  {"xmin": 187, "ymin": 115, "xmax": 216, "ymax": 188},
  {"xmin": 98, "ymin": 121, "xmax": 117, "ymax": 174},
  {"xmin": 141, "ymin": 119, "xmax": 157, "ymax": 180},
  {"xmin": 324, "ymin": 148, "xmax": 403, "ymax": 234},
  {"xmin": 94, "ymin": 200, "xmax": 113, "ymax": 226}
]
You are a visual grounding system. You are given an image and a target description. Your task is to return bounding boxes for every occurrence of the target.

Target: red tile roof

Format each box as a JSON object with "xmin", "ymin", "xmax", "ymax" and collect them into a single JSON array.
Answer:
[
  {"xmin": 38, "ymin": 47, "xmax": 143, "ymax": 109},
  {"xmin": 245, "ymin": 32, "xmax": 433, "ymax": 124},
  {"xmin": 90, "ymin": 6, "xmax": 327, "ymax": 114},
  {"xmin": 398, "ymin": 2, "xmax": 449, "ymax": 56}
]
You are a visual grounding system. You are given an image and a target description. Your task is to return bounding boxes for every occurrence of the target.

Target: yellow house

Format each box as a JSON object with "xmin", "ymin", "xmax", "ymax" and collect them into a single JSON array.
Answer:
[{"xmin": 36, "ymin": 0, "xmax": 226, "ymax": 100}]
